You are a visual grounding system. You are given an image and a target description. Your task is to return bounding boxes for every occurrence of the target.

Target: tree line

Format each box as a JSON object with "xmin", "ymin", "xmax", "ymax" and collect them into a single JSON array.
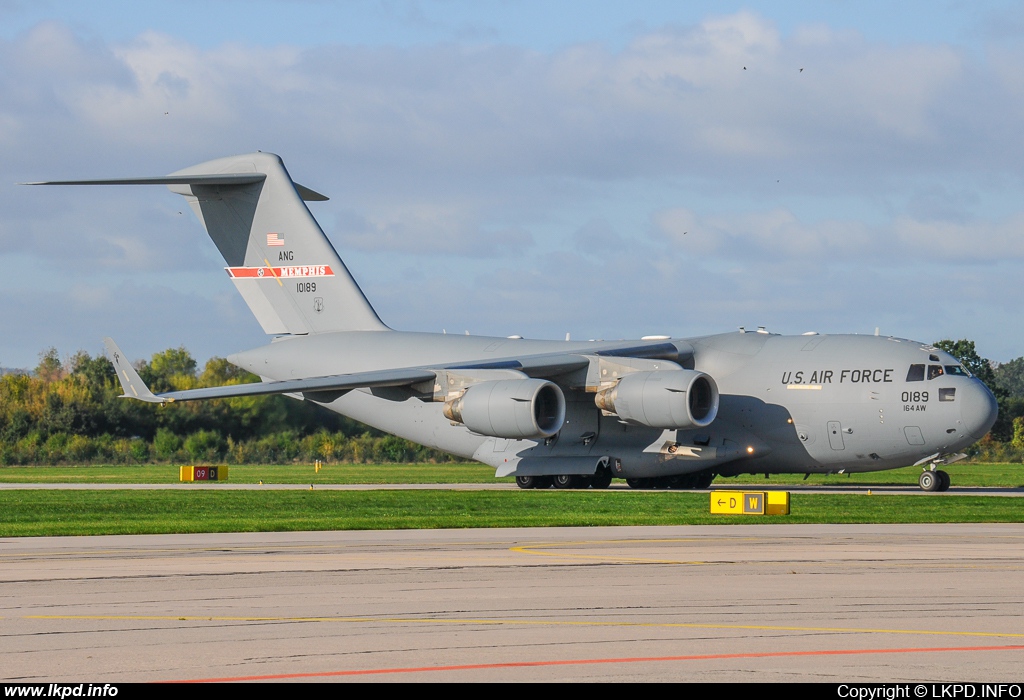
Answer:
[
  {"xmin": 0, "ymin": 347, "xmax": 460, "ymax": 465},
  {"xmin": 1, "ymin": 340, "xmax": 1022, "ymax": 465}
]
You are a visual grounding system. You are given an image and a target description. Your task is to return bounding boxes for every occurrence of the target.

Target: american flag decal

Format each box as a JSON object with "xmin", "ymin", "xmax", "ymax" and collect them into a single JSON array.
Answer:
[{"xmin": 266, "ymin": 233, "xmax": 285, "ymax": 247}]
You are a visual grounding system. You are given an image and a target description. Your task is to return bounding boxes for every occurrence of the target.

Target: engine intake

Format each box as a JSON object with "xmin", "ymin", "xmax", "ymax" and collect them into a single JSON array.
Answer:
[
  {"xmin": 443, "ymin": 379, "xmax": 566, "ymax": 439},
  {"xmin": 594, "ymin": 370, "xmax": 719, "ymax": 429}
]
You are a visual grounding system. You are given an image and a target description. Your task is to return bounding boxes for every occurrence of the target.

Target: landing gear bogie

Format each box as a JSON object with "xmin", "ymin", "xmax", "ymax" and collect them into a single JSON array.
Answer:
[
  {"xmin": 552, "ymin": 474, "xmax": 580, "ymax": 489},
  {"xmin": 693, "ymin": 472, "xmax": 715, "ymax": 489},
  {"xmin": 590, "ymin": 468, "xmax": 613, "ymax": 489},
  {"xmin": 515, "ymin": 475, "xmax": 555, "ymax": 489},
  {"xmin": 516, "ymin": 475, "xmax": 539, "ymax": 489},
  {"xmin": 520, "ymin": 473, "xmax": 613, "ymax": 489}
]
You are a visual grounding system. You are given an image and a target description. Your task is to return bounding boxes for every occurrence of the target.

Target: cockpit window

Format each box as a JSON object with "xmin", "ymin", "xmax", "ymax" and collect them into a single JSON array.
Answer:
[
  {"xmin": 945, "ymin": 364, "xmax": 970, "ymax": 377},
  {"xmin": 906, "ymin": 364, "xmax": 925, "ymax": 382},
  {"xmin": 928, "ymin": 365, "xmax": 944, "ymax": 380}
]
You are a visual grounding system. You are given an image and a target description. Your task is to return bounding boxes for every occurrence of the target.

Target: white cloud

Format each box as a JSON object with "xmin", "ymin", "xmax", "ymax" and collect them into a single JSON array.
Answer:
[
  {"xmin": 334, "ymin": 204, "xmax": 534, "ymax": 256},
  {"xmin": 1, "ymin": 12, "xmax": 1009, "ymax": 180},
  {"xmin": 655, "ymin": 205, "xmax": 1024, "ymax": 263},
  {"xmin": 892, "ymin": 213, "xmax": 1024, "ymax": 261}
]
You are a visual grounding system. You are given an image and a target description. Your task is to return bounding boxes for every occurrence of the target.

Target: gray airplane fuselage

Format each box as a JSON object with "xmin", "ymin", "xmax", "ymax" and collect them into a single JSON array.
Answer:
[{"xmin": 228, "ymin": 328, "xmax": 998, "ymax": 479}]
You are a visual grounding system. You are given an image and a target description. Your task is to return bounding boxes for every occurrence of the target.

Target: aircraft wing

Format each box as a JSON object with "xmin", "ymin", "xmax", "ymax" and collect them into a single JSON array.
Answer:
[
  {"xmin": 104, "ymin": 337, "xmax": 434, "ymax": 404},
  {"xmin": 445, "ymin": 341, "xmax": 686, "ymax": 374},
  {"xmin": 104, "ymin": 337, "xmax": 691, "ymax": 404}
]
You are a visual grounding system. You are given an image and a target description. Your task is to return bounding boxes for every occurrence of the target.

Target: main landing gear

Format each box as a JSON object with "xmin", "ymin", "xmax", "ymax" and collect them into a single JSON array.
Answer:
[
  {"xmin": 919, "ymin": 469, "xmax": 950, "ymax": 492},
  {"xmin": 515, "ymin": 475, "xmax": 553, "ymax": 489},
  {"xmin": 516, "ymin": 467, "xmax": 614, "ymax": 490}
]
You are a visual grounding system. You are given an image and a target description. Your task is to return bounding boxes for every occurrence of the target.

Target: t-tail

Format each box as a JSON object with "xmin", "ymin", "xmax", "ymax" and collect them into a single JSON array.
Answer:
[{"xmin": 27, "ymin": 152, "xmax": 388, "ymax": 336}]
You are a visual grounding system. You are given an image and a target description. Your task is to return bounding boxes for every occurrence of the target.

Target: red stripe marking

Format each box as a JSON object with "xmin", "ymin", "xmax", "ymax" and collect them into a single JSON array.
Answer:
[
  {"xmin": 225, "ymin": 265, "xmax": 334, "ymax": 278},
  {"xmin": 173, "ymin": 644, "xmax": 1024, "ymax": 683}
]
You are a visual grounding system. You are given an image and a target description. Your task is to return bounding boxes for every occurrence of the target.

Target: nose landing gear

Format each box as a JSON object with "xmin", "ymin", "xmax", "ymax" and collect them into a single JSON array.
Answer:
[{"xmin": 919, "ymin": 468, "xmax": 950, "ymax": 492}]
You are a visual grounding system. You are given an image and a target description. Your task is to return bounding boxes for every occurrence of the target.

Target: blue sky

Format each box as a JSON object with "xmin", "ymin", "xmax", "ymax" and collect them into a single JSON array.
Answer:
[
  {"xmin": 2, "ymin": 1, "xmax": 1024, "ymax": 368},
  {"xmin": 2, "ymin": 1, "xmax": 1018, "ymax": 50}
]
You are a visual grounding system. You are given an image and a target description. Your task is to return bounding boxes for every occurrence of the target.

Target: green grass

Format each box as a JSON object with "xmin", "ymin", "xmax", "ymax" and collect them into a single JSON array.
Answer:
[
  {"xmin": 1, "ymin": 490, "xmax": 1022, "ymax": 537},
  {"xmin": 0, "ymin": 462, "xmax": 510, "ymax": 484},
  {"xmin": 720, "ymin": 462, "xmax": 1024, "ymax": 488},
  {"xmin": 1, "ymin": 462, "xmax": 1020, "ymax": 538},
  {"xmin": 1, "ymin": 462, "xmax": 1022, "ymax": 486}
]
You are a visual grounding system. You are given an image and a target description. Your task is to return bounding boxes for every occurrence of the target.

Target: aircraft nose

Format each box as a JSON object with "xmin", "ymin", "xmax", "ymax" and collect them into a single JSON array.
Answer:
[{"xmin": 960, "ymin": 379, "xmax": 998, "ymax": 440}]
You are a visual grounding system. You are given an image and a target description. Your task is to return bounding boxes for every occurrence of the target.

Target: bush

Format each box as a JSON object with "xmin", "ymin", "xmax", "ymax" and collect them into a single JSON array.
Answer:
[
  {"xmin": 183, "ymin": 430, "xmax": 224, "ymax": 462},
  {"xmin": 0, "ymin": 428, "xmax": 463, "ymax": 465},
  {"xmin": 153, "ymin": 428, "xmax": 182, "ymax": 460},
  {"xmin": 377, "ymin": 435, "xmax": 411, "ymax": 463},
  {"xmin": 64, "ymin": 434, "xmax": 94, "ymax": 462},
  {"xmin": 130, "ymin": 438, "xmax": 150, "ymax": 462}
]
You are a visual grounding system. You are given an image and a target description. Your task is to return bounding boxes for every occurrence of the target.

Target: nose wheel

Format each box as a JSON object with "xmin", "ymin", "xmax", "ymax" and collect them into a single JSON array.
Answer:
[{"xmin": 919, "ymin": 469, "xmax": 950, "ymax": 492}]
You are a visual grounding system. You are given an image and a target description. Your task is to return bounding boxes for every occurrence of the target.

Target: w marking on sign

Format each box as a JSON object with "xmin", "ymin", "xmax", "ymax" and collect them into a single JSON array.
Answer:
[{"xmin": 743, "ymin": 494, "xmax": 764, "ymax": 514}]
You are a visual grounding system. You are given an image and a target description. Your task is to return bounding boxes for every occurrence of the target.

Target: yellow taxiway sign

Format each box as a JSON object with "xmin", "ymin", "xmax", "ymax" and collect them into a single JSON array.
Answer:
[{"xmin": 710, "ymin": 490, "xmax": 789, "ymax": 515}]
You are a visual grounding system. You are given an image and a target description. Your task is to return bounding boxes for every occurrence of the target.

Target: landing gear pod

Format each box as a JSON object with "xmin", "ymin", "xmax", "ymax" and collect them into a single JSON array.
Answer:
[
  {"xmin": 444, "ymin": 379, "xmax": 566, "ymax": 439},
  {"xmin": 594, "ymin": 370, "xmax": 719, "ymax": 429}
]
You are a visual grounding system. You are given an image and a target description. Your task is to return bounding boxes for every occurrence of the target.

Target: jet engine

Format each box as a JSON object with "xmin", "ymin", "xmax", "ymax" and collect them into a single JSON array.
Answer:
[
  {"xmin": 594, "ymin": 370, "xmax": 719, "ymax": 429},
  {"xmin": 443, "ymin": 378, "xmax": 566, "ymax": 439}
]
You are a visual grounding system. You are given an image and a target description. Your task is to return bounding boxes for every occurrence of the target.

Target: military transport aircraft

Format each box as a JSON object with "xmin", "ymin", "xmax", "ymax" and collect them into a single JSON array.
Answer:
[{"xmin": 31, "ymin": 153, "xmax": 998, "ymax": 491}]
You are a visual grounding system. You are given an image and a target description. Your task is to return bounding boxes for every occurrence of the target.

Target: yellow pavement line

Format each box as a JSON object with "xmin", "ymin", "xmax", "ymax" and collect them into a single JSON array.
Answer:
[
  {"xmin": 24, "ymin": 614, "xmax": 1024, "ymax": 639},
  {"xmin": 4, "ymin": 534, "xmax": 1024, "ymax": 561},
  {"xmin": 509, "ymin": 548, "xmax": 706, "ymax": 565},
  {"xmin": 0, "ymin": 540, "xmax": 528, "ymax": 559},
  {"xmin": 510, "ymin": 537, "xmax": 761, "ymax": 564},
  {"xmin": 509, "ymin": 539, "xmax": 1024, "ymax": 569}
]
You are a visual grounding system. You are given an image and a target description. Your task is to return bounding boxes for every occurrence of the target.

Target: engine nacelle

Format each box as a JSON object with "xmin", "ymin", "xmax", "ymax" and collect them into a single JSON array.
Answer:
[
  {"xmin": 443, "ymin": 379, "xmax": 566, "ymax": 439},
  {"xmin": 594, "ymin": 370, "xmax": 719, "ymax": 429}
]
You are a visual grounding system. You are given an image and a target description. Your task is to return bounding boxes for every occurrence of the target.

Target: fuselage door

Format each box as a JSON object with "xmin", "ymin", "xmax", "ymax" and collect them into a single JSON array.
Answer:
[
  {"xmin": 827, "ymin": 421, "xmax": 845, "ymax": 450},
  {"xmin": 904, "ymin": 426, "xmax": 926, "ymax": 446}
]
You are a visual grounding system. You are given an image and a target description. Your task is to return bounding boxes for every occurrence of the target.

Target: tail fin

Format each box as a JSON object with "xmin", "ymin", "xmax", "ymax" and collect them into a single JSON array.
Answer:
[
  {"xmin": 29, "ymin": 153, "xmax": 387, "ymax": 335},
  {"xmin": 169, "ymin": 153, "xmax": 387, "ymax": 335}
]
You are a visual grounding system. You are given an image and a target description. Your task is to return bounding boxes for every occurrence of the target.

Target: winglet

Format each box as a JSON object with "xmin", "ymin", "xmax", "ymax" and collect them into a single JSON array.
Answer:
[{"xmin": 103, "ymin": 338, "xmax": 166, "ymax": 403}]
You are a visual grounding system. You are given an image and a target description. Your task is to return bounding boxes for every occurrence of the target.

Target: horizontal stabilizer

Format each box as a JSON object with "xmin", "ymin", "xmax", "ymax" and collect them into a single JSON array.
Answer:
[
  {"xmin": 294, "ymin": 183, "xmax": 329, "ymax": 201},
  {"xmin": 24, "ymin": 174, "xmax": 328, "ymax": 201},
  {"xmin": 22, "ymin": 174, "xmax": 266, "ymax": 186}
]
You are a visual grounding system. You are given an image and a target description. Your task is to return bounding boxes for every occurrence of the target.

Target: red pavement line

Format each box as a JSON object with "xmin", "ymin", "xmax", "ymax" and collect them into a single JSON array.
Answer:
[{"xmin": 175, "ymin": 644, "xmax": 1024, "ymax": 682}]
